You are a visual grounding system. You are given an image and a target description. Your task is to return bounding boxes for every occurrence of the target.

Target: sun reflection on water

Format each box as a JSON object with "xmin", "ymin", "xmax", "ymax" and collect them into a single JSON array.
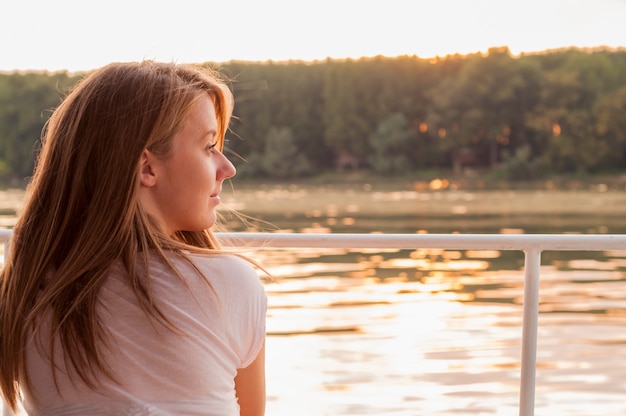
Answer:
[{"xmin": 259, "ymin": 242, "xmax": 626, "ymax": 415}]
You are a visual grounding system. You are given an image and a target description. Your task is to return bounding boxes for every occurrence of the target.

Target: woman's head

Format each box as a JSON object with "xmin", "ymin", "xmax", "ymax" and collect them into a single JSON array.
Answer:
[
  {"xmin": 41, "ymin": 61, "xmax": 233, "ymax": 239},
  {"xmin": 138, "ymin": 93, "xmax": 237, "ymax": 234}
]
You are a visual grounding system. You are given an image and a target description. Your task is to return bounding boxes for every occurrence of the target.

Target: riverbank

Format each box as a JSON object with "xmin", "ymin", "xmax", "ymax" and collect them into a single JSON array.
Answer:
[
  {"xmin": 232, "ymin": 169, "xmax": 626, "ymax": 191},
  {"xmin": 4, "ymin": 170, "xmax": 626, "ymax": 192},
  {"xmin": 223, "ymin": 171, "xmax": 626, "ymax": 219},
  {"xmin": 2, "ymin": 171, "xmax": 626, "ymax": 232}
]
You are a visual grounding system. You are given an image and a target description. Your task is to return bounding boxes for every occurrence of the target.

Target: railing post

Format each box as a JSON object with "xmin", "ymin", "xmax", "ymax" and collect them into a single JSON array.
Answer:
[{"xmin": 519, "ymin": 248, "xmax": 541, "ymax": 416}]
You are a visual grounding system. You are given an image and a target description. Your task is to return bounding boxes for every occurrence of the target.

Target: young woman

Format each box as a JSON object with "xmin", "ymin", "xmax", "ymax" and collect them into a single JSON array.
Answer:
[{"xmin": 0, "ymin": 61, "xmax": 267, "ymax": 415}]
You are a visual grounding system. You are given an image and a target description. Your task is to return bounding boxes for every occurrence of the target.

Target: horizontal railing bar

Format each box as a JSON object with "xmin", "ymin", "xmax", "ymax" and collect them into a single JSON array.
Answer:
[
  {"xmin": 216, "ymin": 232, "xmax": 626, "ymax": 251},
  {"xmin": 2, "ymin": 230, "xmax": 625, "ymax": 251}
]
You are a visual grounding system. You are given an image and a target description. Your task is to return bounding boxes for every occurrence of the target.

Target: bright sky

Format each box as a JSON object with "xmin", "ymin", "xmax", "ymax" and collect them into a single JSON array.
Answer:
[{"xmin": 2, "ymin": 0, "xmax": 625, "ymax": 72}]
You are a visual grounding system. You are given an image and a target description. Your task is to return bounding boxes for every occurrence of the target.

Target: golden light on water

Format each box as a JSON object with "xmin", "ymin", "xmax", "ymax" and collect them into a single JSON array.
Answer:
[
  {"xmin": 238, "ymin": 203, "xmax": 626, "ymax": 415},
  {"xmin": 428, "ymin": 178, "xmax": 450, "ymax": 190}
]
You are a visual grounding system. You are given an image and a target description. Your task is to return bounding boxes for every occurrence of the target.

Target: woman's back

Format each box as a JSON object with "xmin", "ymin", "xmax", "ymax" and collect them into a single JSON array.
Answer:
[{"xmin": 23, "ymin": 252, "xmax": 267, "ymax": 416}]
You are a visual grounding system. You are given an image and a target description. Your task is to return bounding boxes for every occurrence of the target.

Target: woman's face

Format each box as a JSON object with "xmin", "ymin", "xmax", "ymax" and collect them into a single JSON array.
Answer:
[{"xmin": 141, "ymin": 95, "xmax": 236, "ymax": 234}]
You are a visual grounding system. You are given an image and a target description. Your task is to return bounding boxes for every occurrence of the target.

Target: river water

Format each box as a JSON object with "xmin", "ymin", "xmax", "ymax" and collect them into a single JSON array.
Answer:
[
  {"xmin": 222, "ymin": 183, "xmax": 626, "ymax": 416},
  {"xmin": 2, "ymin": 184, "xmax": 626, "ymax": 415}
]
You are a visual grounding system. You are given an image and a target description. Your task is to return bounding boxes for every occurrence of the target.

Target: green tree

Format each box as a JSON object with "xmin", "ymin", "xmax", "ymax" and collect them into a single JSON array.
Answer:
[
  {"xmin": 260, "ymin": 127, "xmax": 312, "ymax": 178},
  {"xmin": 0, "ymin": 72, "xmax": 76, "ymax": 183},
  {"xmin": 322, "ymin": 60, "xmax": 376, "ymax": 165},
  {"xmin": 593, "ymin": 85, "xmax": 626, "ymax": 168},
  {"xmin": 368, "ymin": 113, "xmax": 413, "ymax": 175},
  {"xmin": 529, "ymin": 49, "xmax": 626, "ymax": 173}
]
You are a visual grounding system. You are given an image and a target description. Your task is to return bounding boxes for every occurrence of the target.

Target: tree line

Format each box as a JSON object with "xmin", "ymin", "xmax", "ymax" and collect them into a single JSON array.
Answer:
[{"xmin": 1, "ymin": 47, "xmax": 626, "ymax": 184}]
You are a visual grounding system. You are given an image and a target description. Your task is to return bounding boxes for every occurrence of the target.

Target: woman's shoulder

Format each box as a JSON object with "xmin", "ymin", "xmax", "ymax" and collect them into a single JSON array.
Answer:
[
  {"xmin": 183, "ymin": 251, "xmax": 257, "ymax": 274},
  {"xmin": 109, "ymin": 251, "xmax": 262, "ymax": 292},
  {"xmin": 176, "ymin": 252, "xmax": 263, "ymax": 290},
  {"xmin": 179, "ymin": 252, "xmax": 267, "ymax": 319}
]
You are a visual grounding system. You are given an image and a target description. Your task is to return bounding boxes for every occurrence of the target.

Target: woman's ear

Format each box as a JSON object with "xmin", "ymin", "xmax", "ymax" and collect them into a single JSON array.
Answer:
[{"xmin": 139, "ymin": 149, "xmax": 158, "ymax": 187}]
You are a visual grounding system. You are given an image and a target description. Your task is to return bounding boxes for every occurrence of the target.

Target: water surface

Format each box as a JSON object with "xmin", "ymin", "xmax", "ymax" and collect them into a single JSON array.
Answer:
[
  {"xmin": 222, "ymin": 183, "xmax": 626, "ymax": 415},
  {"xmin": 2, "ymin": 184, "xmax": 626, "ymax": 415}
]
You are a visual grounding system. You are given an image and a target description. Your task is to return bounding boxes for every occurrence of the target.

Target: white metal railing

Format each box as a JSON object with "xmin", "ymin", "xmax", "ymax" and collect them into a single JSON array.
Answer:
[{"xmin": 2, "ymin": 229, "xmax": 626, "ymax": 416}]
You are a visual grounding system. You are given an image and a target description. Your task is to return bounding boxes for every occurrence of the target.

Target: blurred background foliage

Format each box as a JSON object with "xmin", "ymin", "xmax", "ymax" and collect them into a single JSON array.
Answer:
[{"xmin": 1, "ymin": 47, "xmax": 626, "ymax": 185}]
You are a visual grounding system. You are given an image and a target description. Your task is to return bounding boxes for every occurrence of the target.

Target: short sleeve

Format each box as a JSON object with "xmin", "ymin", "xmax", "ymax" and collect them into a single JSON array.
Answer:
[{"xmin": 190, "ymin": 254, "xmax": 267, "ymax": 368}]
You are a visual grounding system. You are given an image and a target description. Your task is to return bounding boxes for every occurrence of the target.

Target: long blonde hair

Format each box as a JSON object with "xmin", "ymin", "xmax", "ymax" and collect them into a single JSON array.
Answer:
[{"xmin": 0, "ymin": 61, "xmax": 235, "ymax": 411}]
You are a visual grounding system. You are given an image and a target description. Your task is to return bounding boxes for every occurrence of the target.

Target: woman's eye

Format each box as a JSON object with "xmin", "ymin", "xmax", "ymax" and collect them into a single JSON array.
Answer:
[{"xmin": 206, "ymin": 142, "xmax": 218, "ymax": 153}]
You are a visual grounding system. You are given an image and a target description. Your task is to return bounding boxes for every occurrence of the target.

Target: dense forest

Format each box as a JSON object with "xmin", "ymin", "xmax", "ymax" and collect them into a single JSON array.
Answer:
[{"xmin": 1, "ymin": 47, "xmax": 626, "ymax": 185}]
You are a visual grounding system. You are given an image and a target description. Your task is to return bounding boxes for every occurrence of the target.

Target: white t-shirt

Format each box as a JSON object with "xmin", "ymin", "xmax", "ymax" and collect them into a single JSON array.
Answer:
[{"xmin": 22, "ymin": 252, "xmax": 267, "ymax": 416}]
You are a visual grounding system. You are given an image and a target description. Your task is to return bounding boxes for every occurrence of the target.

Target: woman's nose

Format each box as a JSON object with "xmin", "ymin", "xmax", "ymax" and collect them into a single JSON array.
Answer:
[{"xmin": 218, "ymin": 152, "xmax": 236, "ymax": 180}]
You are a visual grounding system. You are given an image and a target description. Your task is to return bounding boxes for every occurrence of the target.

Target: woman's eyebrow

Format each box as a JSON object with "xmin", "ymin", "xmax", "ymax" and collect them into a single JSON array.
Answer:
[{"xmin": 201, "ymin": 129, "xmax": 218, "ymax": 141}]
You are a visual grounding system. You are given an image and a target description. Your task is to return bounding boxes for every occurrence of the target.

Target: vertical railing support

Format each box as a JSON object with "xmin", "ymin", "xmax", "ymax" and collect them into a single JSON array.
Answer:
[{"xmin": 519, "ymin": 248, "xmax": 542, "ymax": 416}]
